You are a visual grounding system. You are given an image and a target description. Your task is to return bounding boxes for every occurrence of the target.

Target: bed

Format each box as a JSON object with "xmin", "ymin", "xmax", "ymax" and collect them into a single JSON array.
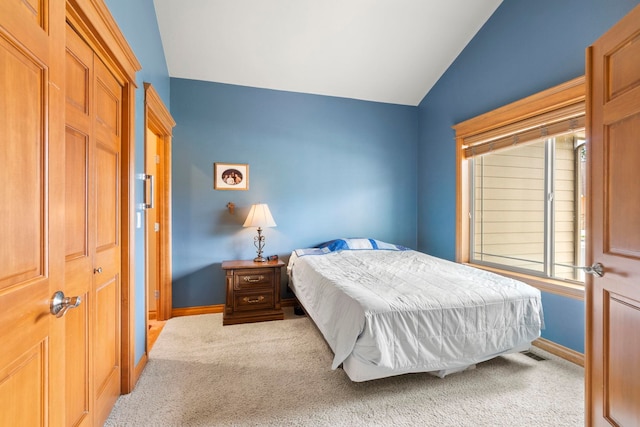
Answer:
[{"xmin": 286, "ymin": 238, "xmax": 544, "ymax": 382}]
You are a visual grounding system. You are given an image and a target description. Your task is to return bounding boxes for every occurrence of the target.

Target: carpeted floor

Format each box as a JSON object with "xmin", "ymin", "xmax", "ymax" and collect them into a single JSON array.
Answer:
[{"xmin": 105, "ymin": 308, "xmax": 584, "ymax": 426}]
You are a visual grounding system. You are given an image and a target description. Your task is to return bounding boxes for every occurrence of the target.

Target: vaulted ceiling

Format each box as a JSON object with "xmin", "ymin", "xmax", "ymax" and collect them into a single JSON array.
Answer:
[{"xmin": 153, "ymin": 0, "xmax": 502, "ymax": 106}]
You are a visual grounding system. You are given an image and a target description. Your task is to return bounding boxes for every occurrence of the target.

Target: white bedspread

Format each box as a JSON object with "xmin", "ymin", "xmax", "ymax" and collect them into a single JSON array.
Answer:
[{"xmin": 287, "ymin": 249, "xmax": 544, "ymax": 377}]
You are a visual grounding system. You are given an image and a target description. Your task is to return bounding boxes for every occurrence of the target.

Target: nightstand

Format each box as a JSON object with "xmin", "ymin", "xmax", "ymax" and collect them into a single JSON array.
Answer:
[{"xmin": 221, "ymin": 259, "xmax": 285, "ymax": 325}]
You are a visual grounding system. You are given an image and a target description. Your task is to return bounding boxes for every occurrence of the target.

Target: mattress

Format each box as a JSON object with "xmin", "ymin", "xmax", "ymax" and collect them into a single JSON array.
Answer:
[{"xmin": 287, "ymin": 240, "xmax": 544, "ymax": 381}]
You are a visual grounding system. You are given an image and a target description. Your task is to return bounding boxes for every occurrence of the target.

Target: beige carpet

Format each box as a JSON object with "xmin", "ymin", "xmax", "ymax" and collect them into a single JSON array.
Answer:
[{"xmin": 105, "ymin": 308, "xmax": 584, "ymax": 426}]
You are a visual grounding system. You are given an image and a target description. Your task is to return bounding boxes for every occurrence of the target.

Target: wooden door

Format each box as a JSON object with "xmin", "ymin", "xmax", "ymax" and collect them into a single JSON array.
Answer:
[
  {"xmin": 0, "ymin": 1, "xmax": 65, "ymax": 425},
  {"xmin": 586, "ymin": 4, "xmax": 640, "ymax": 426},
  {"xmin": 145, "ymin": 128, "xmax": 160, "ymax": 321},
  {"xmin": 92, "ymin": 39, "xmax": 123, "ymax": 427},
  {"xmin": 65, "ymin": 24, "xmax": 123, "ymax": 427},
  {"xmin": 144, "ymin": 83, "xmax": 175, "ymax": 323},
  {"xmin": 64, "ymin": 24, "xmax": 95, "ymax": 427}
]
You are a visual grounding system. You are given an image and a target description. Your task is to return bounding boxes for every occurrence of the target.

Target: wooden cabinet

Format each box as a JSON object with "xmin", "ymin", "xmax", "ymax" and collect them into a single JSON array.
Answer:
[{"xmin": 221, "ymin": 259, "xmax": 285, "ymax": 325}]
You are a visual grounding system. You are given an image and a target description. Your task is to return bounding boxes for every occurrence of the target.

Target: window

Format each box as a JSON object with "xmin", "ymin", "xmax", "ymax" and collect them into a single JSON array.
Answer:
[
  {"xmin": 471, "ymin": 132, "xmax": 586, "ymax": 282},
  {"xmin": 454, "ymin": 77, "xmax": 586, "ymax": 296}
]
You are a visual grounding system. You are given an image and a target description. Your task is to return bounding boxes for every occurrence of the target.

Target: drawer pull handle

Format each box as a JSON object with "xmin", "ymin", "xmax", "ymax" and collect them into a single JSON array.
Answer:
[
  {"xmin": 243, "ymin": 296, "xmax": 265, "ymax": 304},
  {"xmin": 244, "ymin": 275, "xmax": 265, "ymax": 283}
]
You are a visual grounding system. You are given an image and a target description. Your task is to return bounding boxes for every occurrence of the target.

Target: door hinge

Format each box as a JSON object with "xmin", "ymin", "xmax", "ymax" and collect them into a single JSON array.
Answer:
[
  {"xmin": 155, "ymin": 154, "xmax": 160, "ymax": 164},
  {"xmin": 154, "ymin": 290, "xmax": 160, "ymax": 299},
  {"xmin": 155, "ymin": 222, "xmax": 160, "ymax": 232}
]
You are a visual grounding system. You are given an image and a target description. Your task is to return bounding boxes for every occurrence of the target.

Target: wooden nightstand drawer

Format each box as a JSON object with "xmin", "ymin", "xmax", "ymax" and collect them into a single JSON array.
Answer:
[
  {"xmin": 233, "ymin": 291, "xmax": 274, "ymax": 312},
  {"xmin": 234, "ymin": 269, "xmax": 274, "ymax": 290},
  {"xmin": 221, "ymin": 259, "xmax": 285, "ymax": 325}
]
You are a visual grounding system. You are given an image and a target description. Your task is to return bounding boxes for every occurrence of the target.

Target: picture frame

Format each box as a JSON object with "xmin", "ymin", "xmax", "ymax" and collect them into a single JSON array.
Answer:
[{"xmin": 214, "ymin": 163, "xmax": 249, "ymax": 190}]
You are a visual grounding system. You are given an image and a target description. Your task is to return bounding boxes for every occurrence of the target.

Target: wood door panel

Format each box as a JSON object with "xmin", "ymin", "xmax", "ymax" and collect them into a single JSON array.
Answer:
[
  {"xmin": 0, "ymin": 283, "xmax": 49, "ymax": 373},
  {"xmin": 94, "ymin": 274, "xmax": 120, "ymax": 424},
  {"xmin": 96, "ymin": 80, "xmax": 120, "ymax": 135},
  {"xmin": 65, "ymin": 127, "xmax": 90, "ymax": 260},
  {"xmin": 65, "ymin": 298, "xmax": 90, "ymax": 427},
  {"xmin": 606, "ymin": 113, "xmax": 640, "ymax": 258},
  {"xmin": 606, "ymin": 32, "xmax": 640, "ymax": 101},
  {"xmin": 95, "ymin": 277, "xmax": 119, "ymax": 382},
  {"xmin": 96, "ymin": 146, "xmax": 119, "ymax": 250},
  {"xmin": 0, "ymin": 0, "xmax": 48, "ymax": 36},
  {"xmin": 0, "ymin": 343, "xmax": 45, "ymax": 427},
  {"xmin": 605, "ymin": 293, "xmax": 640, "ymax": 426},
  {"xmin": 65, "ymin": 21, "xmax": 92, "ymax": 133},
  {"xmin": 0, "ymin": 282, "xmax": 49, "ymax": 425},
  {"xmin": 0, "ymin": 35, "xmax": 44, "ymax": 289},
  {"xmin": 95, "ymin": 57, "xmax": 121, "ymax": 139},
  {"xmin": 21, "ymin": 0, "xmax": 44, "ymax": 24},
  {"xmin": 65, "ymin": 49, "xmax": 90, "ymax": 114}
]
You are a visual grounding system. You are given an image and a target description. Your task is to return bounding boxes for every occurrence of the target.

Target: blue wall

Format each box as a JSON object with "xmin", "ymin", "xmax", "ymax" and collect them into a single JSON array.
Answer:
[
  {"xmin": 104, "ymin": 0, "xmax": 170, "ymax": 364},
  {"xmin": 417, "ymin": 0, "xmax": 639, "ymax": 352},
  {"xmin": 541, "ymin": 293, "xmax": 585, "ymax": 353},
  {"xmin": 170, "ymin": 79, "xmax": 418, "ymax": 307}
]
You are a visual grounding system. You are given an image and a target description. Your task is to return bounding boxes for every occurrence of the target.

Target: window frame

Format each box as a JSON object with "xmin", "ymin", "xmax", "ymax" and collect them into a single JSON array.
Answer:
[{"xmin": 453, "ymin": 76, "xmax": 585, "ymax": 300}]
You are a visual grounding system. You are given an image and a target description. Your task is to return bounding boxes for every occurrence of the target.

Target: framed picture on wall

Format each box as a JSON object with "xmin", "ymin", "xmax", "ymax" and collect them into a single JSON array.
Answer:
[{"xmin": 214, "ymin": 163, "xmax": 249, "ymax": 190}]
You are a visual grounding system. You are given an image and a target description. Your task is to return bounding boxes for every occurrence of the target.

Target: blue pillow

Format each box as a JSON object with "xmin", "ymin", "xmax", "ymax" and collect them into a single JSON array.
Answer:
[
  {"xmin": 319, "ymin": 238, "xmax": 377, "ymax": 251},
  {"xmin": 295, "ymin": 238, "xmax": 407, "ymax": 256}
]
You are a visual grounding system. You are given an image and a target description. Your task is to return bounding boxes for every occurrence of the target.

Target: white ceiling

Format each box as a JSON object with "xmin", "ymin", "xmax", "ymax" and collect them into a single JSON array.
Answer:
[{"xmin": 153, "ymin": 0, "xmax": 502, "ymax": 106}]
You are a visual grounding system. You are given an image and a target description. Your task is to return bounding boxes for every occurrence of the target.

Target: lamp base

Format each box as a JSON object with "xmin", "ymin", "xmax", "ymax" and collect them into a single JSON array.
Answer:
[{"xmin": 252, "ymin": 227, "xmax": 267, "ymax": 262}]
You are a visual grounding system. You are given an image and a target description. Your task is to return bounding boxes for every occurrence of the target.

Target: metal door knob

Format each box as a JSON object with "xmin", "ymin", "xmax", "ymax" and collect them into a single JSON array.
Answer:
[
  {"xmin": 50, "ymin": 291, "xmax": 82, "ymax": 318},
  {"xmin": 583, "ymin": 262, "xmax": 604, "ymax": 278}
]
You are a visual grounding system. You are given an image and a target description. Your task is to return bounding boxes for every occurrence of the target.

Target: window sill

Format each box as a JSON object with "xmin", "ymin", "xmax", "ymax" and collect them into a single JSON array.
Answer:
[{"xmin": 464, "ymin": 263, "xmax": 585, "ymax": 301}]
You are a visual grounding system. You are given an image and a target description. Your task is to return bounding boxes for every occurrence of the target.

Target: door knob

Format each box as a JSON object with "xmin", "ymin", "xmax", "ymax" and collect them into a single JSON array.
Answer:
[
  {"xmin": 94, "ymin": 267, "xmax": 102, "ymax": 274},
  {"xmin": 582, "ymin": 263, "xmax": 604, "ymax": 278},
  {"xmin": 50, "ymin": 291, "xmax": 82, "ymax": 318}
]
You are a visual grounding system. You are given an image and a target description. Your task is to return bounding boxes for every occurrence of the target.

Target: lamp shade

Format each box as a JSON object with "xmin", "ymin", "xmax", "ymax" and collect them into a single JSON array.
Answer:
[{"xmin": 243, "ymin": 204, "xmax": 276, "ymax": 228}]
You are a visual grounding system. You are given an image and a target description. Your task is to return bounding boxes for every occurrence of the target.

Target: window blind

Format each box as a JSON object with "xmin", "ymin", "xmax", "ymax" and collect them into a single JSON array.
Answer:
[{"xmin": 462, "ymin": 102, "xmax": 585, "ymax": 158}]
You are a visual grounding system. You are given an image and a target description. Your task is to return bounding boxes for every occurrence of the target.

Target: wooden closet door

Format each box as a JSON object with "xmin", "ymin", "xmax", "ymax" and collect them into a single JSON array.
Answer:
[
  {"xmin": 92, "ymin": 45, "xmax": 123, "ymax": 427},
  {"xmin": 65, "ymin": 24, "xmax": 123, "ymax": 427},
  {"xmin": 0, "ymin": 1, "xmax": 65, "ymax": 425},
  {"xmin": 65, "ymin": 23, "xmax": 95, "ymax": 427},
  {"xmin": 586, "ymin": 4, "xmax": 640, "ymax": 426}
]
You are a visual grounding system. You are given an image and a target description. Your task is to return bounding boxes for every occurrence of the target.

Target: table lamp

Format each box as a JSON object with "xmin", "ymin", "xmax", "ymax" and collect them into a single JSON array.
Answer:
[{"xmin": 243, "ymin": 203, "xmax": 276, "ymax": 262}]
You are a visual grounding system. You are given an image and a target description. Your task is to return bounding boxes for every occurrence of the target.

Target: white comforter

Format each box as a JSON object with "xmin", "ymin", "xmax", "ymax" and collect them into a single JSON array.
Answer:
[{"xmin": 288, "ymin": 249, "xmax": 544, "ymax": 376}]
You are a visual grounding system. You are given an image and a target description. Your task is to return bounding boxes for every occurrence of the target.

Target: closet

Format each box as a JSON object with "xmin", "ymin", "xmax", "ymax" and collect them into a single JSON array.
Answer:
[{"xmin": 0, "ymin": 1, "xmax": 139, "ymax": 425}]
